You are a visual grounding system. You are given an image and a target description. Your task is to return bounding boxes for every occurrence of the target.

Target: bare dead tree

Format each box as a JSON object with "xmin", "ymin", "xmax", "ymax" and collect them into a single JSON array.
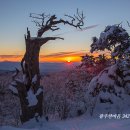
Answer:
[{"xmin": 11, "ymin": 9, "xmax": 85, "ymax": 123}]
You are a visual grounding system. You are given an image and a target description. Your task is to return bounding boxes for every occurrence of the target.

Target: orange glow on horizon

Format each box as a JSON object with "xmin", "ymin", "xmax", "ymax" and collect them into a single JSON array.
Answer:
[
  {"xmin": 0, "ymin": 55, "xmax": 82, "ymax": 62},
  {"xmin": 0, "ymin": 56, "xmax": 22, "ymax": 62},
  {"xmin": 39, "ymin": 56, "xmax": 81, "ymax": 62},
  {"xmin": 0, "ymin": 51, "xmax": 108, "ymax": 62}
]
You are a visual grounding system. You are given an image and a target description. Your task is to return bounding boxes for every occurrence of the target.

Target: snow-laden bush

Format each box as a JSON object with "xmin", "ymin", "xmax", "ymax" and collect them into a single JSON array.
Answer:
[
  {"xmin": 91, "ymin": 25, "xmax": 130, "ymax": 59},
  {"xmin": 86, "ymin": 24, "xmax": 130, "ymax": 116},
  {"xmin": 86, "ymin": 63, "xmax": 130, "ymax": 116},
  {"xmin": 80, "ymin": 53, "xmax": 111, "ymax": 75}
]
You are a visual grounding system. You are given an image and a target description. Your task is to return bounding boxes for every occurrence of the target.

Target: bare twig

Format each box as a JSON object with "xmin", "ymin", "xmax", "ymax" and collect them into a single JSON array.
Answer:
[{"xmin": 127, "ymin": 21, "xmax": 130, "ymax": 27}]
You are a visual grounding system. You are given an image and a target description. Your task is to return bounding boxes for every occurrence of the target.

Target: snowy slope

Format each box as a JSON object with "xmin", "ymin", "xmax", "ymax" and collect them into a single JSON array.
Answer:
[
  {"xmin": 0, "ymin": 67, "xmax": 90, "ymax": 126},
  {"xmin": 0, "ymin": 116, "xmax": 130, "ymax": 130}
]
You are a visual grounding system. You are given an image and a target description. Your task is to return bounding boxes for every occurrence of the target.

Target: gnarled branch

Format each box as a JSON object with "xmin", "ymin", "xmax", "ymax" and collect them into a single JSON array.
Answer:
[
  {"xmin": 30, "ymin": 9, "xmax": 85, "ymax": 37},
  {"xmin": 30, "ymin": 37, "xmax": 64, "ymax": 46}
]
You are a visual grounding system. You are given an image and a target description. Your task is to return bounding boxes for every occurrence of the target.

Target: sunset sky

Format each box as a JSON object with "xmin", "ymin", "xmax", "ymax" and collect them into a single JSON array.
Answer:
[{"xmin": 0, "ymin": 0, "xmax": 130, "ymax": 62}]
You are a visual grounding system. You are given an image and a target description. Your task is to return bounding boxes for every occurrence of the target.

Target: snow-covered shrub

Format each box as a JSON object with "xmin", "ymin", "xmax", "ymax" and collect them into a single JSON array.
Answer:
[
  {"xmin": 86, "ymin": 25, "xmax": 130, "ymax": 116},
  {"xmin": 91, "ymin": 25, "xmax": 130, "ymax": 59},
  {"xmin": 80, "ymin": 54, "xmax": 95, "ymax": 68},
  {"xmin": 86, "ymin": 62, "xmax": 130, "ymax": 116},
  {"xmin": 80, "ymin": 54, "xmax": 111, "ymax": 75}
]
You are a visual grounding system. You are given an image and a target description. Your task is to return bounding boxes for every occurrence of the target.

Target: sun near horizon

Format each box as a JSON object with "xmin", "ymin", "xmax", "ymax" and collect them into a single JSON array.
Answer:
[
  {"xmin": 0, "ymin": 55, "xmax": 82, "ymax": 63},
  {"xmin": 65, "ymin": 57, "xmax": 76, "ymax": 63}
]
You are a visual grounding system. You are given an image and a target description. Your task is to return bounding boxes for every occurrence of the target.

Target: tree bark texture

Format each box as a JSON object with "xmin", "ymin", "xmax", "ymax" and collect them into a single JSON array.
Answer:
[{"xmin": 19, "ymin": 28, "xmax": 43, "ymax": 123}]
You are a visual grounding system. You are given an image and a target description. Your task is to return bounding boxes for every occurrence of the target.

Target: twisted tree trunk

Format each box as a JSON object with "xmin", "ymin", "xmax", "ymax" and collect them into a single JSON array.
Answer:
[
  {"xmin": 19, "ymin": 28, "xmax": 43, "ymax": 123},
  {"xmin": 18, "ymin": 28, "xmax": 63, "ymax": 123}
]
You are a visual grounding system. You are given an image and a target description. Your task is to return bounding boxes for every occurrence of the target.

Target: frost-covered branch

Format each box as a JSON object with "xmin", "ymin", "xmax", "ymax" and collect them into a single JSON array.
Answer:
[{"xmin": 90, "ymin": 25, "xmax": 130, "ymax": 59}]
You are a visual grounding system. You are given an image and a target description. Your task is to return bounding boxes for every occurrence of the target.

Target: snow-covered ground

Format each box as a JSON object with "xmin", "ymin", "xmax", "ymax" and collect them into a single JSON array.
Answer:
[{"xmin": 0, "ymin": 116, "xmax": 130, "ymax": 130}]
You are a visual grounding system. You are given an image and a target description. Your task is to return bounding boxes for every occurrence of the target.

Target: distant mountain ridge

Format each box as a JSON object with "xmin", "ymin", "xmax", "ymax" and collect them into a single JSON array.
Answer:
[{"xmin": 0, "ymin": 61, "xmax": 80, "ymax": 74}]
